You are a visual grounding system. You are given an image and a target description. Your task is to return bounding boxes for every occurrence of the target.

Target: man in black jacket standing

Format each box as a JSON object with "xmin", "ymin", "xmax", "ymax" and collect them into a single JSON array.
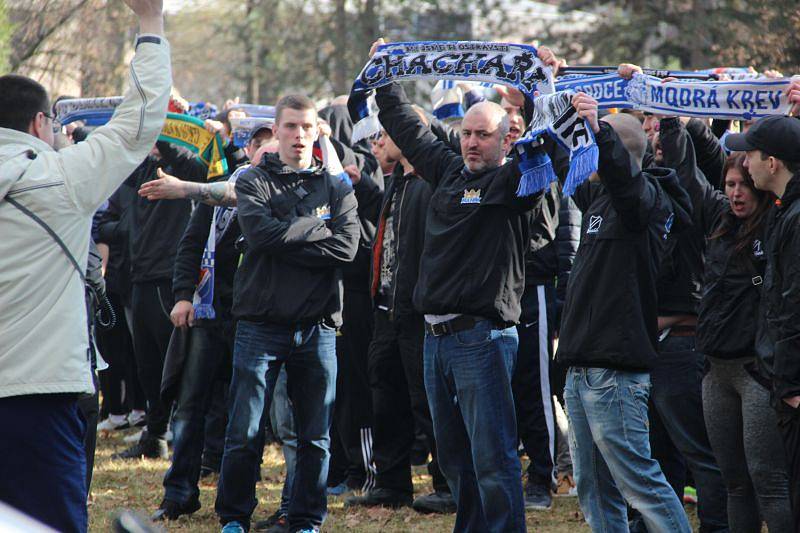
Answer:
[
  {"xmin": 727, "ymin": 107, "xmax": 800, "ymax": 530},
  {"xmin": 215, "ymin": 94, "xmax": 359, "ymax": 533},
  {"xmin": 556, "ymin": 94, "xmax": 692, "ymax": 532},
  {"xmin": 371, "ymin": 39, "xmax": 551, "ymax": 532}
]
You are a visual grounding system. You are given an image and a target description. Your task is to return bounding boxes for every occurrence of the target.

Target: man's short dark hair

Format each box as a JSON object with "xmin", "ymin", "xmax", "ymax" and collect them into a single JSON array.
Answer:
[
  {"xmin": 759, "ymin": 151, "xmax": 800, "ymax": 175},
  {"xmin": 0, "ymin": 75, "xmax": 50, "ymax": 133},
  {"xmin": 275, "ymin": 94, "xmax": 316, "ymax": 124}
]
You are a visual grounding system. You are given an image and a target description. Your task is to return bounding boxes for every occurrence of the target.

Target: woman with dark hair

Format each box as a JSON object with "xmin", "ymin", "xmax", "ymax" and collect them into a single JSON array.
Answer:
[{"xmin": 661, "ymin": 115, "xmax": 793, "ymax": 532}]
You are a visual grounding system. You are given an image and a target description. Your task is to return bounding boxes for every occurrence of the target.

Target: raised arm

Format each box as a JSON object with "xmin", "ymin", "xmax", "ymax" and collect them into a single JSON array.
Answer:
[
  {"xmin": 685, "ymin": 118, "xmax": 726, "ymax": 190},
  {"xmin": 659, "ymin": 117, "xmax": 729, "ymax": 235},
  {"xmin": 58, "ymin": 0, "xmax": 171, "ymax": 213},
  {"xmin": 138, "ymin": 168, "xmax": 238, "ymax": 207}
]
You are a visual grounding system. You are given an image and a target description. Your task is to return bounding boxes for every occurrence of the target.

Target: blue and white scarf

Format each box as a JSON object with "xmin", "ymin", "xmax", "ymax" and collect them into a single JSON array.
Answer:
[
  {"xmin": 55, "ymin": 96, "xmax": 122, "ymax": 126},
  {"xmin": 348, "ymin": 41, "xmax": 601, "ymax": 196},
  {"xmin": 348, "ymin": 41, "xmax": 555, "ymax": 143},
  {"xmin": 192, "ymin": 166, "xmax": 246, "ymax": 320},
  {"xmin": 555, "ymin": 72, "xmax": 796, "ymax": 119}
]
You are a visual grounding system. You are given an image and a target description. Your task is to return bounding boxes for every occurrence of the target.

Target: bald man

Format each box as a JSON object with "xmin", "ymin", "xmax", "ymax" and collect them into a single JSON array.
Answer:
[{"xmin": 373, "ymin": 80, "xmax": 545, "ymax": 530}]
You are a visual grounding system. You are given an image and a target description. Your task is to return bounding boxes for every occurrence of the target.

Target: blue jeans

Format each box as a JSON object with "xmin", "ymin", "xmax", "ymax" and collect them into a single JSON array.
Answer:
[
  {"xmin": 0, "ymin": 394, "xmax": 87, "ymax": 533},
  {"xmin": 269, "ymin": 367, "xmax": 297, "ymax": 517},
  {"xmin": 164, "ymin": 325, "xmax": 232, "ymax": 506},
  {"xmin": 564, "ymin": 367, "xmax": 691, "ymax": 533},
  {"xmin": 424, "ymin": 320, "xmax": 525, "ymax": 533},
  {"xmin": 215, "ymin": 320, "xmax": 337, "ymax": 532}
]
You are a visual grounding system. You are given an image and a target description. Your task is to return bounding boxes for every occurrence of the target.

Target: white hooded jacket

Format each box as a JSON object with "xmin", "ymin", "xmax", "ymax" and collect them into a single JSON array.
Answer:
[{"xmin": 0, "ymin": 35, "xmax": 171, "ymax": 399}]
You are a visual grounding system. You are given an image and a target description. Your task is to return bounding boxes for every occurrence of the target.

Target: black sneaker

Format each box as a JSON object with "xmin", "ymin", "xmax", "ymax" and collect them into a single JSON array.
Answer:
[
  {"xmin": 412, "ymin": 491, "xmax": 457, "ymax": 514},
  {"xmin": 150, "ymin": 498, "xmax": 201, "ymax": 521},
  {"xmin": 253, "ymin": 511, "xmax": 289, "ymax": 532},
  {"xmin": 524, "ymin": 482, "xmax": 552, "ymax": 511},
  {"xmin": 344, "ymin": 488, "xmax": 412, "ymax": 509},
  {"xmin": 111, "ymin": 431, "xmax": 168, "ymax": 460}
]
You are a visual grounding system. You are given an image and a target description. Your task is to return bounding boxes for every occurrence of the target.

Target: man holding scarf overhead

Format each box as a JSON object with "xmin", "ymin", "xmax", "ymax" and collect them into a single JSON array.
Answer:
[
  {"xmin": 0, "ymin": 1, "xmax": 170, "ymax": 531},
  {"xmin": 365, "ymin": 38, "xmax": 558, "ymax": 532}
]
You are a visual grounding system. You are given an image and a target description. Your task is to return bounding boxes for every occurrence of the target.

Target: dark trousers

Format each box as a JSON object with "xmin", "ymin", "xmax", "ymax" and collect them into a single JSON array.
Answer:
[
  {"xmin": 216, "ymin": 320, "xmax": 337, "ymax": 531},
  {"xmin": 163, "ymin": 323, "xmax": 233, "ymax": 506},
  {"xmin": 368, "ymin": 310, "xmax": 449, "ymax": 495},
  {"xmin": 131, "ymin": 280, "xmax": 175, "ymax": 437},
  {"xmin": 0, "ymin": 394, "xmax": 87, "ymax": 533},
  {"xmin": 331, "ymin": 287, "xmax": 375, "ymax": 490},
  {"xmin": 202, "ymin": 379, "xmax": 230, "ymax": 472},
  {"xmin": 77, "ymin": 373, "xmax": 100, "ymax": 494},
  {"xmin": 96, "ymin": 289, "xmax": 144, "ymax": 416},
  {"xmin": 777, "ymin": 402, "xmax": 800, "ymax": 532},
  {"xmin": 633, "ymin": 334, "xmax": 728, "ymax": 533},
  {"xmin": 513, "ymin": 283, "xmax": 555, "ymax": 486}
]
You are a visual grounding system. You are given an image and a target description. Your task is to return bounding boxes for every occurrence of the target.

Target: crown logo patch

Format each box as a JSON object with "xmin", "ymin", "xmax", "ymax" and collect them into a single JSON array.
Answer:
[
  {"xmin": 461, "ymin": 188, "xmax": 482, "ymax": 204},
  {"xmin": 315, "ymin": 205, "xmax": 331, "ymax": 220}
]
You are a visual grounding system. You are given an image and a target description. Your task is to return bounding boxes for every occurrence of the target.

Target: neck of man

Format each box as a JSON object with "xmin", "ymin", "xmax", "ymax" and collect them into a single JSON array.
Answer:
[
  {"xmin": 400, "ymin": 157, "xmax": 414, "ymax": 176},
  {"xmin": 773, "ymin": 169, "xmax": 794, "ymax": 198}
]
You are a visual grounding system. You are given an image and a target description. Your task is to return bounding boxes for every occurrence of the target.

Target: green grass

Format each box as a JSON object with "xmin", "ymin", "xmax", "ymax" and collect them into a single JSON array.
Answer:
[{"xmin": 89, "ymin": 428, "xmax": 699, "ymax": 532}]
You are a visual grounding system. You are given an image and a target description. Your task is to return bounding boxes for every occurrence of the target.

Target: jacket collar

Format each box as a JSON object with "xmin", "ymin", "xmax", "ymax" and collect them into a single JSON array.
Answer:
[
  {"xmin": 779, "ymin": 173, "xmax": 800, "ymax": 209},
  {"xmin": 259, "ymin": 152, "xmax": 324, "ymax": 177},
  {"xmin": 0, "ymin": 127, "xmax": 55, "ymax": 155}
]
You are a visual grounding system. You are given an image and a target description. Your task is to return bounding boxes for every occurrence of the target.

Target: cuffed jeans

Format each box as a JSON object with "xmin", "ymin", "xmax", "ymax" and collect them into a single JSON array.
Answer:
[
  {"xmin": 564, "ymin": 367, "xmax": 691, "ymax": 533},
  {"xmin": 215, "ymin": 320, "xmax": 336, "ymax": 532},
  {"xmin": 424, "ymin": 319, "xmax": 525, "ymax": 533}
]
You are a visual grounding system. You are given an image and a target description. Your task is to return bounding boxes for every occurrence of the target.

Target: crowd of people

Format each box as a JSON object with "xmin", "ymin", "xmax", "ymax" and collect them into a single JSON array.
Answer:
[{"xmin": 1, "ymin": 2, "xmax": 800, "ymax": 533}]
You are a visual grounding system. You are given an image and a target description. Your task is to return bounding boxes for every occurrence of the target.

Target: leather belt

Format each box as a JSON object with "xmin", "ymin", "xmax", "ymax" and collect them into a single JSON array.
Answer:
[
  {"xmin": 425, "ymin": 315, "xmax": 487, "ymax": 337},
  {"xmin": 668, "ymin": 325, "xmax": 696, "ymax": 337}
]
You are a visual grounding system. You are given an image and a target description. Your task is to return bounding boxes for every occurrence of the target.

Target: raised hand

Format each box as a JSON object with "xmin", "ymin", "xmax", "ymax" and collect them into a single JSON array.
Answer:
[
  {"xmin": 618, "ymin": 63, "xmax": 643, "ymax": 80},
  {"xmin": 537, "ymin": 46, "xmax": 566, "ymax": 77},
  {"xmin": 572, "ymin": 92, "xmax": 600, "ymax": 134},
  {"xmin": 369, "ymin": 38, "xmax": 386, "ymax": 58},
  {"xmin": 121, "ymin": 0, "xmax": 163, "ymax": 34}
]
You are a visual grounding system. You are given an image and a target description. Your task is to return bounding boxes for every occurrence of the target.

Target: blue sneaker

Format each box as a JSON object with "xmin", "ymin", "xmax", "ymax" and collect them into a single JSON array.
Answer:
[
  {"xmin": 222, "ymin": 521, "xmax": 246, "ymax": 533},
  {"xmin": 327, "ymin": 482, "xmax": 349, "ymax": 496}
]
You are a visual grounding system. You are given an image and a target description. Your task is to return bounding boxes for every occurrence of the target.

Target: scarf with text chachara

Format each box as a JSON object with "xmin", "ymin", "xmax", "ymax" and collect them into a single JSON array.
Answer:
[
  {"xmin": 555, "ymin": 73, "xmax": 796, "ymax": 119},
  {"xmin": 55, "ymin": 98, "xmax": 228, "ymax": 179},
  {"xmin": 347, "ymin": 41, "xmax": 600, "ymax": 196}
]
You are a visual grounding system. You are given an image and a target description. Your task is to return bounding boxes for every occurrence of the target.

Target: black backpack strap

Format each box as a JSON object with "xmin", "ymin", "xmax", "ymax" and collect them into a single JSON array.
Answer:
[{"xmin": 5, "ymin": 195, "xmax": 86, "ymax": 284}]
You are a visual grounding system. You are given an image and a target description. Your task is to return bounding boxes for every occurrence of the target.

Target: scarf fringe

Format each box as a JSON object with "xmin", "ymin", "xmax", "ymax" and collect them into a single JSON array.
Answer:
[
  {"xmin": 193, "ymin": 304, "xmax": 216, "ymax": 320},
  {"xmin": 562, "ymin": 144, "xmax": 599, "ymax": 196},
  {"xmin": 351, "ymin": 114, "xmax": 381, "ymax": 144},
  {"xmin": 515, "ymin": 148, "xmax": 557, "ymax": 197}
]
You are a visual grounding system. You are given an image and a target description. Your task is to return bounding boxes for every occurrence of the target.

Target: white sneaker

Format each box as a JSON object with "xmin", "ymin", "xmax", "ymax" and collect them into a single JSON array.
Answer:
[
  {"xmin": 124, "ymin": 429, "xmax": 144, "ymax": 444},
  {"xmin": 97, "ymin": 415, "xmax": 130, "ymax": 432},
  {"xmin": 128, "ymin": 410, "xmax": 146, "ymax": 428}
]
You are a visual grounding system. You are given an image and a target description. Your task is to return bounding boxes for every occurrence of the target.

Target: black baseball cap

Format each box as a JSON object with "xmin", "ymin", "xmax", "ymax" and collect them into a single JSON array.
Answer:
[{"xmin": 725, "ymin": 115, "xmax": 800, "ymax": 162}]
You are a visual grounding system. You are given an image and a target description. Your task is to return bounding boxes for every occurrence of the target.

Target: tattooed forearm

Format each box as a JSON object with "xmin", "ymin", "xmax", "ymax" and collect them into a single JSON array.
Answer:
[{"xmin": 187, "ymin": 181, "xmax": 238, "ymax": 207}]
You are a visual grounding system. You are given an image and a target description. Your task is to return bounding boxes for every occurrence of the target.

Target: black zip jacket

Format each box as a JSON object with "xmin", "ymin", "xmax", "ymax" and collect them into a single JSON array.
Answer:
[
  {"xmin": 657, "ymin": 118, "xmax": 706, "ymax": 316},
  {"xmin": 375, "ymin": 82, "xmax": 543, "ymax": 324},
  {"xmin": 667, "ymin": 119, "xmax": 767, "ymax": 359},
  {"xmin": 757, "ymin": 173, "xmax": 800, "ymax": 401},
  {"xmin": 172, "ymin": 202, "xmax": 242, "ymax": 325},
  {"xmin": 556, "ymin": 122, "xmax": 693, "ymax": 371},
  {"xmin": 555, "ymin": 195, "xmax": 581, "ymax": 326},
  {"xmin": 232, "ymin": 153, "xmax": 360, "ymax": 326},
  {"xmin": 95, "ymin": 174, "xmax": 137, "ymax": 300},
  {"xmin": 368, "ymin": 166, "xmax": 434, "ymax": 319},
  {"xmin": 129, "ymin": 142, "xmax": 208, "ymax": 283}
]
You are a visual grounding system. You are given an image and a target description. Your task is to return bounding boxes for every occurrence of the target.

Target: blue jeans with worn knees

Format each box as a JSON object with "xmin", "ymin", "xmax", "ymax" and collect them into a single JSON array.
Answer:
[
  {"xmin": 215, "ymin": 320, "xmax": 337, "ymax": 532},
  {"xmin": 424, "ymin": 320, "xmax": 525, "ymax": 533},
  {"xmin": 270, "ymin": 366, "xmax": 297, "ymax": 517},
  {"xmin": 164, "ymin": 325, "xmax": 231, "ymax": 506},
  {"xmin": 564, "ymin": 367, "xmax": 691, "ymax": 533}
]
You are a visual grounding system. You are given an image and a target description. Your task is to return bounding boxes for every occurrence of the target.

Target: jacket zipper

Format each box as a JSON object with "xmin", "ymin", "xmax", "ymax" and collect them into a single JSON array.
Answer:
[{"xmin": 390, "ymin": 179, "xmax": 408, "ymax": 315}]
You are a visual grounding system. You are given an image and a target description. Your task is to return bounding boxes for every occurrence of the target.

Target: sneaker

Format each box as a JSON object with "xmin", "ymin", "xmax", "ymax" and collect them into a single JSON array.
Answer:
[
  {"xmin": 683, "ymin": 486, "xmax": 697, "ymax": 505},
  {"xmin": 97, "ymin": 415, "xmax": 130, "ymax": 432},
  {"xmin": 554, "ymin": 473, "xmax": 578, "ymax": 497},
  {"xmin": 254, "ymin": 512, "xmax": 288, "ymax": 532},
  {"xmin": 326, "ymin": 482, "xmax": 350, "ymax": 496},
  {"xmin": 524, "ymin": 482, "xmax": 552, "ymax": 511},
  {"xmin": 412, "ymin": 491, "xmax": 457, "ymax": 514},
  {"xmin": 111, "ymin": 432, "xmax": 168, "ymax": 460},
  {"xmin": 221, "ymin": 522, "xmax": 246, "ymax": 533},
  {"xmin": 124, "ymin": 429, "xmax": 144, "ymax": 444},
  {"xmin": 128, "ymin": 410, "xmax": 146, "ymax": 428},
  {"xmin": 150, "ymin": 498, "xmax": 201, "ymax": 521},
  {"xmin": 344, "ymin": 488, "xmax": 412, "ymax": 509}
]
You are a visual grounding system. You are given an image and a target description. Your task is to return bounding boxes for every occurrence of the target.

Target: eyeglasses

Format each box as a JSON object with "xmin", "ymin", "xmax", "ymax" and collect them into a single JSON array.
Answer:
[{"xmin": 41, "ymin": 111, "xmax": 62, "ymax": 135}]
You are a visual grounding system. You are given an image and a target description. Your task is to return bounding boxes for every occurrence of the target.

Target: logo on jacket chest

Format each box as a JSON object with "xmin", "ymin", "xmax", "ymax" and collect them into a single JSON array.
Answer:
[
  {"xmin": 753, "ymin": 239, "xmax": 764, "ymax": 257},
  {"xmin": 315, "ymin": 205, "xmax": 331, "ymax": 220},
  {"xmin": 587, "ymin": 215, "xmax": 603, "ymax": 234},
  {"xmin": 461, "ymin": 188, "xmax": 482, "ymax": 204}
]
